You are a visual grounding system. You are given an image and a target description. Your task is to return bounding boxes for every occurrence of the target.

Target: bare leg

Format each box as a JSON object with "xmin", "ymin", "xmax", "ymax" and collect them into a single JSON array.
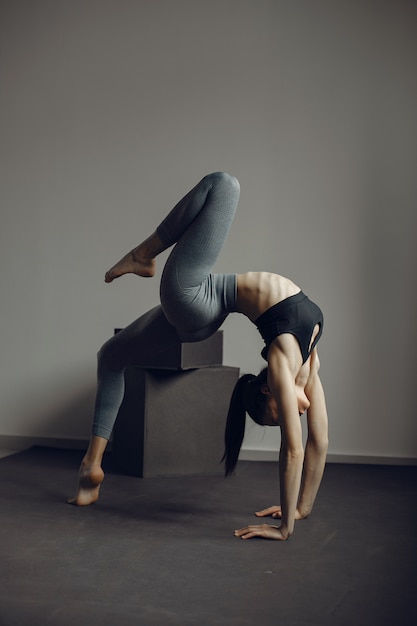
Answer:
[
  {"xmin": 104, "ymin": 231, "xmax": 166, "ymax": 283},
  {"xmin": 67, "ymin": 436, "xmax": 108, "ymax": 506}
]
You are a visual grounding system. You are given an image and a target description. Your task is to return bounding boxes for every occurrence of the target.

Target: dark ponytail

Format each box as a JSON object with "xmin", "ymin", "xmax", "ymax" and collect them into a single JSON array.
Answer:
[{"xmin": 222, "ymin": 374, "xmax": 256, "ymax": 476}]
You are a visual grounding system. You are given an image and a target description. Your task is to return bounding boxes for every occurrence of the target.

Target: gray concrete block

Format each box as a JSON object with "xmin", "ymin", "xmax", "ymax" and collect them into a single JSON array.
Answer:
[
  {"xmin": 112, "ymin": 366, "xmax": 240, "ymax": 477},
  {"xmin": 114, "ymin": 329, "xmax": 224, "ymax": 369}
]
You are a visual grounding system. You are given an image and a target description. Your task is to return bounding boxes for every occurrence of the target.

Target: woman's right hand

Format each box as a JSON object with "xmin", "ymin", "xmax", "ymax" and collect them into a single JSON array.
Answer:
[{"xmin": 234, "ymin": 523, "xmax": 289, "ymax": 541}]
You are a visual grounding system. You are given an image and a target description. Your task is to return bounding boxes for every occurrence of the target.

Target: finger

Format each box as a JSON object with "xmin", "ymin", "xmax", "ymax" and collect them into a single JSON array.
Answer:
[
  {"xmin": 234, "ymin": 525, "xmax": 262, "ymax": 537},
  {"xmin": 235, "ymin": 524, "xmax": 269, "ymax": 534},
  {"xmin": 255, "ymin": 506, "xmax": 280, "ymax": 518},
  {"xmin": 234, "ymin": 528, "xmax": 261, "ymax": 540},
  {"xmin": 240, "ymin": 531, "xmax": 257, "ymax": 540}
]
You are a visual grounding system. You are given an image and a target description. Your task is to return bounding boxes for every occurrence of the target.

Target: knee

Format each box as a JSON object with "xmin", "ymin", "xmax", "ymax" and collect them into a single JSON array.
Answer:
[
  {"xmin": 97, "ymin": 338, "xmax": 114, "ymax": 369},
  {"xmin": 96, "ymin": 345, "xmax": 107, "ymax": 369},
  {"xmin": 204, "ymin": 171, "xmax": 240, "ymax": 194},
  {"xmin": 96, "ymin": 341, "xmax": 123, "ymax": 378}
]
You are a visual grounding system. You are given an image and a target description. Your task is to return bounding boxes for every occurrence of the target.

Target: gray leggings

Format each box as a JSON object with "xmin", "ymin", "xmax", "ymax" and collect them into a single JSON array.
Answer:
[{"xmin": 93, "ymin": 172, "xmax": 240, "ymax": 439}]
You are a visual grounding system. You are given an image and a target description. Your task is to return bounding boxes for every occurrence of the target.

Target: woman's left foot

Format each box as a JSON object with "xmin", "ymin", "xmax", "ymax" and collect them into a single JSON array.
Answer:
[
  {"xmin": 104, "ymin": 248, "xmax": 156, "ymax": 282},
  {"xmin": 67, "ymin": 462, "xmax": 105, "ymax": 506}
]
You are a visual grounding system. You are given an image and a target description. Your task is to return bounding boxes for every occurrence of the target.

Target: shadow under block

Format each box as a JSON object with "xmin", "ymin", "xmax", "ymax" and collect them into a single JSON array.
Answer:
[{"xmin": 112, "ymin": 366, "xmax": 240, "ymax": 477}]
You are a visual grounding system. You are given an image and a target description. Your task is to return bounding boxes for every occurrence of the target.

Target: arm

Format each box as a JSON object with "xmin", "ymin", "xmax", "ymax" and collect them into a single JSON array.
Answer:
[
  {"xmin": 270, "ymin": 353, "xmax": 305, "ymax": 538},
  {"xmin": 297, "ymin": 367, "xmax": 329, "ymax": 517},
  {"xmin": 255, "ymin": 355, "xmax": 329, "ymax": 522},
  {"xmin": 234, "ymin": 350, "xmax": 304, "ymax": 541}
]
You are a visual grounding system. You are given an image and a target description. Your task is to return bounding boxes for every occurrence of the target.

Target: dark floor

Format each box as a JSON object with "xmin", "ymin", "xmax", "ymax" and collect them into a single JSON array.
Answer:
[{"xmin": 0, "ymin": 447, "xmax": 416, "ymax": 626}]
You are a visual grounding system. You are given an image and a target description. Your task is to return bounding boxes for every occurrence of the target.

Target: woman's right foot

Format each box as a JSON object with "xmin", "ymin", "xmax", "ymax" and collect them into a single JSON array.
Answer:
[
  {"xmin": 105, "ymin": 247, "xmax": 156, "ymax": 282},
  {"xmin": 67, "ymin": 463, "xmax": 105, "ymax": 506}
]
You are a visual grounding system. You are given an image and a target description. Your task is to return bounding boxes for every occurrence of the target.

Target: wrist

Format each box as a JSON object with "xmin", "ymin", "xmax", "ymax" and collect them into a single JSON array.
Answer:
[
  {"xmin": 297, "ymin": 505, "xmax": 311, "ymax": 519},
  {"xmin": 279, "ymin": 524, "xmax": 293, "ymax": 540},
  {"xmin": 297, "ymin": 504, "xmax": 311, "ymax": 519}
]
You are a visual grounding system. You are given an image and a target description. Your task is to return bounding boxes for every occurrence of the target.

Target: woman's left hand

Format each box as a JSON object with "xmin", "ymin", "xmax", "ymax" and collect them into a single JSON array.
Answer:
[
  {"xmin": 255, "ymin": 505, "xmax": 304, "ymax": 520},
  {"xmin": 234, "ymin": 524, "xmax": 288, "ymax": 541}
]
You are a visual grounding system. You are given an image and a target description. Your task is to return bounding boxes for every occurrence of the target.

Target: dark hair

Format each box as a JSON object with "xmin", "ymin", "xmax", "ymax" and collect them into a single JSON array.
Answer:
[{"xmin": 222, "ymin": 368, "xmax": 268, "ymax": 476}]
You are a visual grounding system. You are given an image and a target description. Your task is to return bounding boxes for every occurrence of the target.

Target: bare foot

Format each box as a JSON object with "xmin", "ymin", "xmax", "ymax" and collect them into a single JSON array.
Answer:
[
  {"xmin": 67, "ymin": 462, "xmax": 105, "ymax": 506},
  {"xmin": 105, "ymin": 248, "xmax": 156, "ymax": 283}
]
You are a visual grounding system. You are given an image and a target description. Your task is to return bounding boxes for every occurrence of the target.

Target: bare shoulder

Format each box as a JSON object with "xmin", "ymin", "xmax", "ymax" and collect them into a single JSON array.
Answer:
[
  {"xmin": 304, "ymin": 350, "xmax": 323, "ymax": 397},
  {"xmin": 304, "ymin": 351, "xmax": 328, "ymax": 440},
  {"xmin": 303, "ymin": 347, "xmax": 320, "ymax": 377},
  {"xmin": 294, "ymin": 348, "xmax": 320, "ymax": 390},
  {"xmin": 309, "ymin": 348, "xmax": 321, "ymax": 376}
]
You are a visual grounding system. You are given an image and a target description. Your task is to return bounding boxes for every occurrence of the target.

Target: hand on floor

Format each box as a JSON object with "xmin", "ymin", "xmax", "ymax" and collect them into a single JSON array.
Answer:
[
  {"xmin": 255, "ymin": 505, "xmax": 304, "ymax": 520},
  {"xmin": 234, "ymin": 523, "xmax": 288, "ymax": 541}
]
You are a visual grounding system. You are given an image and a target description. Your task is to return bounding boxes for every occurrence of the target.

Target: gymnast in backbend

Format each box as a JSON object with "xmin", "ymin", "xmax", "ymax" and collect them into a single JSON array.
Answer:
[{"xmin": 69, "ymin": 172, "xmax": 329, "ymax": 541}]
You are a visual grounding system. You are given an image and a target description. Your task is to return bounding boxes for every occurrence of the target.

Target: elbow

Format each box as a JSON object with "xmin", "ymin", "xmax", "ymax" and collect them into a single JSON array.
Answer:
[
  {"xmin": 309, "ymin": 437, "xmax": 329, "ymax": 457},
  {"xmin": 281, "ymin": 445, "xmax": 305, "ymax": 462},
  {"xmin": 318, "ymin": 434, "xmax": 329, "ymax": 454}
]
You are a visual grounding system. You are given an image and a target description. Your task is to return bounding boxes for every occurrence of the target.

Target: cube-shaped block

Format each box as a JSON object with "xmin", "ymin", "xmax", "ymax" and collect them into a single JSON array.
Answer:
[
  {"xmin": 114, "ymin": 329, "xmax": 224, "ymax": 370},
  {"xmin": 112, "ymin": 366, "xmax": 240, "ymax": 477}
]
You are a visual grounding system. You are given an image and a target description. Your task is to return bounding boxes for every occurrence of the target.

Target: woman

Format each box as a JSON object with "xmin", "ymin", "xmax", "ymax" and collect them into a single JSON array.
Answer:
[{"xmin": 69, "ymin": 172, "xmax": 329, "ymax": 542}]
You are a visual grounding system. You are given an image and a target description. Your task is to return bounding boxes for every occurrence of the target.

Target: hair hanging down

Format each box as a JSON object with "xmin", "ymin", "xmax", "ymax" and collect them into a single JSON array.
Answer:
[{"xmin": 222, "ymin": 368, "xmax": 268, "ymax": 476}]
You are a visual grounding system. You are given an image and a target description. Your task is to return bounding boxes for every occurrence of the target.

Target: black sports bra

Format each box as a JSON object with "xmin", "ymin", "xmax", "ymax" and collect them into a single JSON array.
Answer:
[{"xmin": 255, "ymin": 291, "xmax": 323, "ymax": 364}]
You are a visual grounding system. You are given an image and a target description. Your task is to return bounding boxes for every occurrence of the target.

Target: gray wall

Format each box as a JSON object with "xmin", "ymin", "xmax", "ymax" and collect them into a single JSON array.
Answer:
[{"xmin": 1, "ymin": 0, "xmax": 416, "ymax": 460}]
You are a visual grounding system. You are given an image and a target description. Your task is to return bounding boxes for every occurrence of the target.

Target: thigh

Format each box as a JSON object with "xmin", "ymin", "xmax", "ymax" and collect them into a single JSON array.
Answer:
[
  {"xmin": 98, "ymin": 306, "xmax": 180, "ymax": 371},
  {"xmin": 160, "ymin": 172, "xmax": 240, "ymax": 293}
]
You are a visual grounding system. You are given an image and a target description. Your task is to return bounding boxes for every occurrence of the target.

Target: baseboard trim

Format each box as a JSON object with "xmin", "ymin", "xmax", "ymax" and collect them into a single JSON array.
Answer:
[
  {"xmin": 326, "ymin": 453, "xmax": 417, "ymax": 466},
  {"xmin": 239, "ymin": 448, "xmax": 417, "ymax": 465},
  {"xmin": 0, "ymin": 435, "xmax": 92, "ymax": 452},
  {"xmin": 0, "ymin": 435, "xmax": 115, "ymax": 453},
  {"xmin": 0, "ymin": 435, "xmax": 416, "ymax": 466}
]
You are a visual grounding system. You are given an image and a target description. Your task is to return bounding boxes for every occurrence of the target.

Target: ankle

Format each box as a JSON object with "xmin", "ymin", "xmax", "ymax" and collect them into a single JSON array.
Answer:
[
  {"xmin": 82, "ymin": 455, "xmax": 103, "ymax": 468},
  {"xmin": 136, "ymin": 231, "xmax": 165, "ymax": 260}
]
